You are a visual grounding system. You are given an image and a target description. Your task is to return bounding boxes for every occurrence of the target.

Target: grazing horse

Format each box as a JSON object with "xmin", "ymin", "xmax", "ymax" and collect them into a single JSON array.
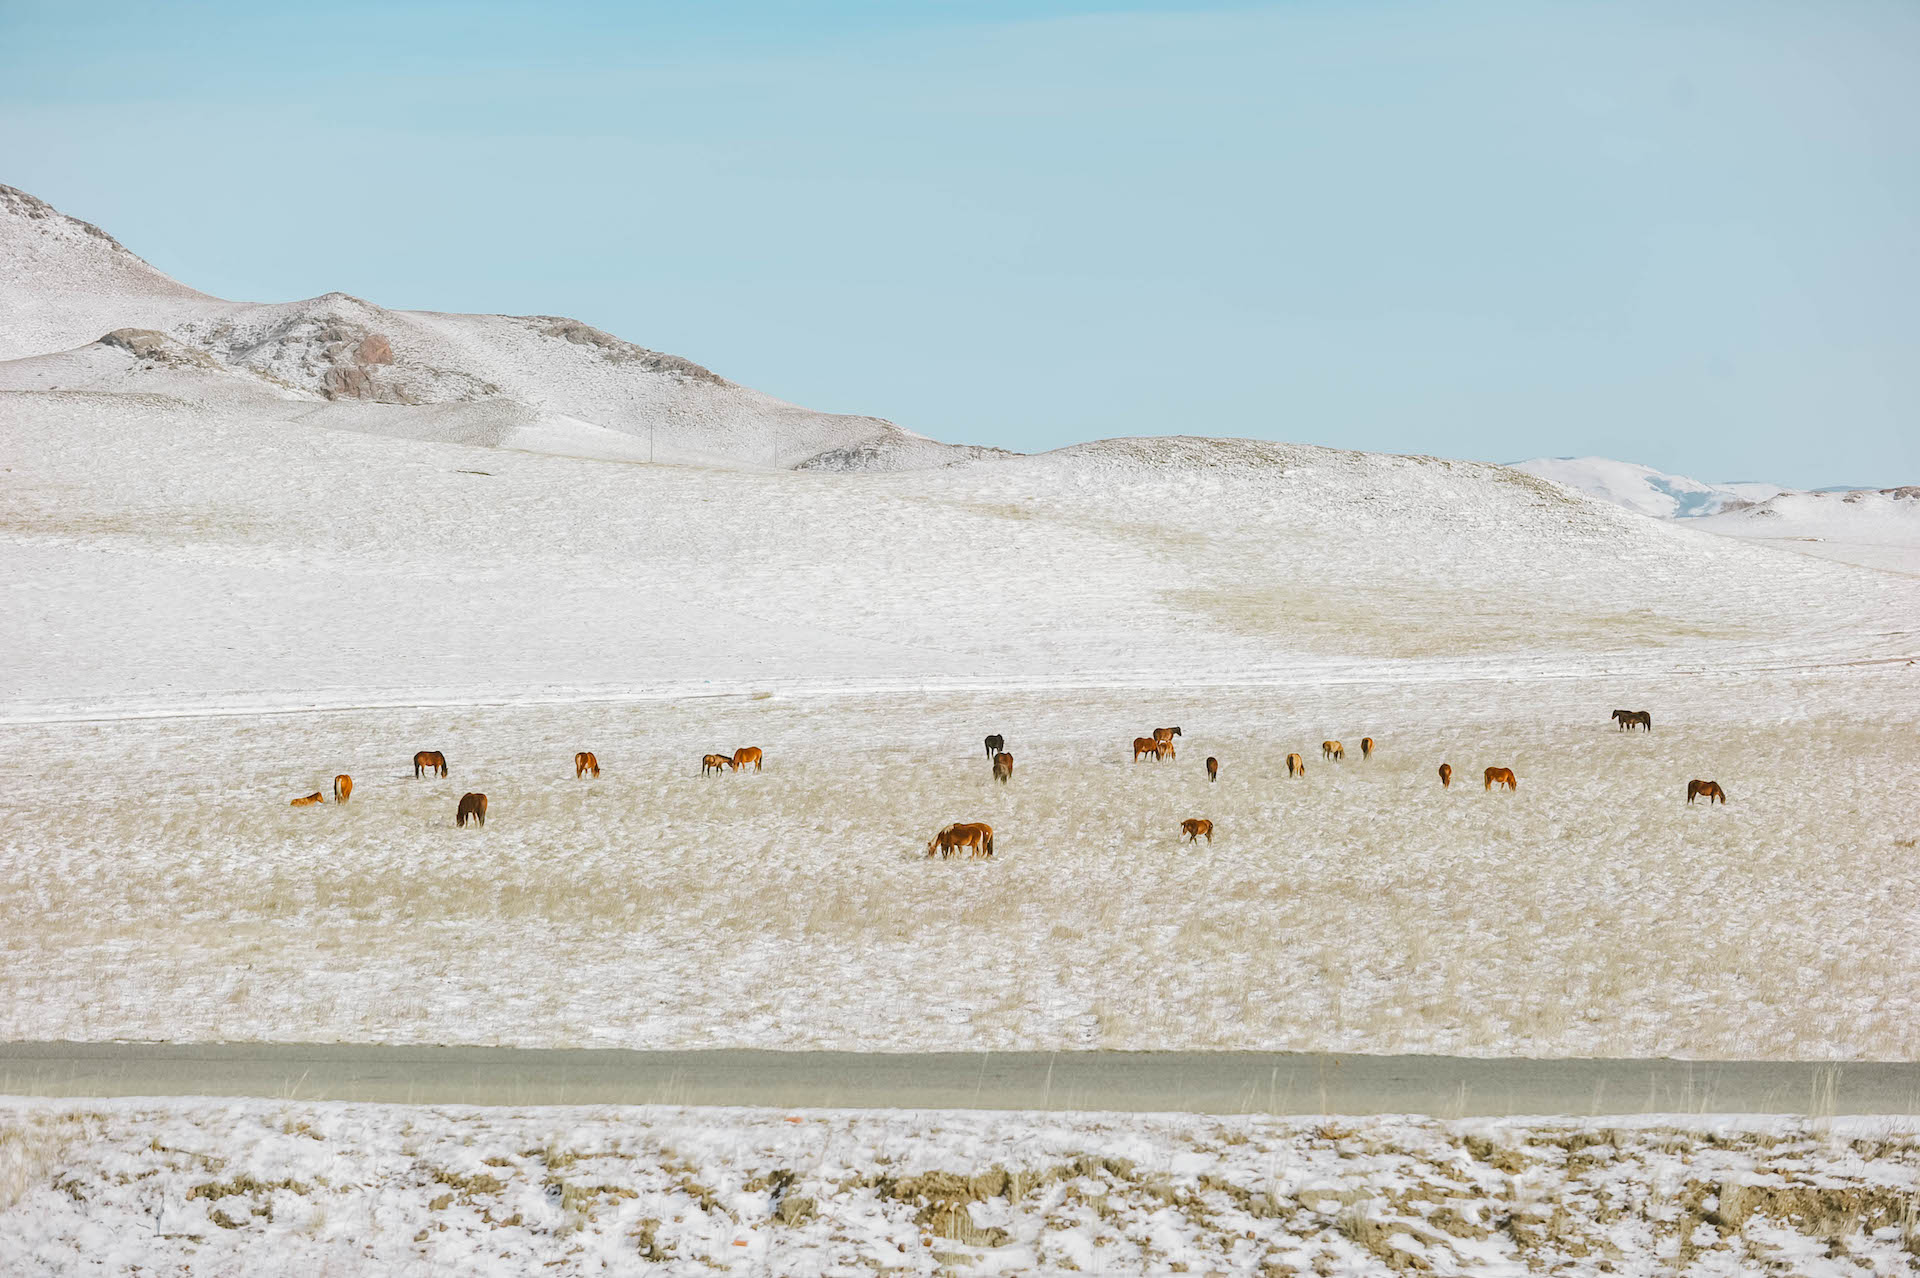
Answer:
[
  {"xmin": 1180, "ymin": 818, "xmax": 1213, "ymax": 844},
  {"xmin": 700, "ymin": 753, "xmax": 732, "ymax": 776},
  {"xmin": 413, "ymin": 750, "xmax": 448, "ymax": 779},
  {"xmin": 1438, "ymin": 762, "xmax": 1452, "ymax": 789},
  {"xmin": 926, "ymin": 822, "xmax": 994, "ymax": 860},
  {"xmin": 1612, "ymin": 709, "xmax": 1652, "ymax": 732},
  {"xmin": 731, "ymin": 747, "xmax": 764, "ymax": 772},
  {"xmin": 1361, "ymin": 737, "xmax": 1374, "ymax": 760},
  {"xmin": 456, "ymin": 792, "xmax": 488, "ymax": 827},
  {"xmin": 1484, "ymin": 766, "xmax": 1517, "ymax": 792},
  {"xmin": 1687, "ymin": 779, "xmax": 1727, "ymax": 805},
  {"xmin": 574, "ymin": 751, "xmax": 600, "ymax": 779},
  {"xmin": 1322, "ymin": 741, "xmax": 1344, "ymax": 761},
  {"xmin": 1286, "ymin": 753, "xmax": 1305, "ymax": 778},
  {"xmin": 984, "ymin": 733, "xmax": 1005, "ymax": 759},
  {"xmin": 992, "ymin": 751, "xmax": 1013, "ymax": 784},
  {"xmin": 1205, "ymin": 756, "xmax": 1218, "ymax": 783},
  {"xmin": 1155, "ymin": 739, "xmax": 1176, "ymax": 762},
  {"xmin": 1153, "ymin": 727, "xmax": 1182, "ymax": 744},
  {"xmin": 1133, "ymin": 737, "xmax": 1160, "ymax": 762},
  {"xmin": 333, "ymin": 774, "xmax": 352, "ymax": 803},
  {"xmin": 290, "ymin": 792, "xmax": 324, "ymax": 807}
]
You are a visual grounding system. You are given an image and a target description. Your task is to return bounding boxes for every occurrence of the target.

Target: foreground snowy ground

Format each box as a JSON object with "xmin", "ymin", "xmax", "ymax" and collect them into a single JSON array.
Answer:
[
  {"xmin": 4, "ymin": 669, "xmax": 1916, "ymax": 1059},
  {"xmin": 2, "ymin": 1099, "xmax": 1916, "ymax": 1276}
]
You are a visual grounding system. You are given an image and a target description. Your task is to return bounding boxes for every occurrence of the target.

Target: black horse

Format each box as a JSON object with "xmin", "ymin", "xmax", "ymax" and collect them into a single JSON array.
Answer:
[
  {"xmin": 984, "ymin": 733, "xmax": 1005, "ymax": 759},
  {"xmin": 1611, "ymin": 709, "xmax": 1652, "ymax": 732}
]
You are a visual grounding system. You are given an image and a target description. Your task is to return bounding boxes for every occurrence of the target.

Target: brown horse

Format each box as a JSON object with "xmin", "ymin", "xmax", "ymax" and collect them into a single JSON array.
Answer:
[
  {"xmin": 1322, "ymin": 740, "xmax": 1344, "ymax": 761},
  {"xmin": 1286, "ymin": 753, "xmax": 1305, "ymax": 778},
  {"xmin": 456, "ymin": 792, "xmax": 488, "ymax": 827},
  {"xmin": 574, "ymin": 751, "xmax": 600, "ymax": 779},
  {"xmin": 290, "ymin": 792, "xmax": 324, "ymax": 807},
  {"xmin": 333, "ymin": 774, "xmax": 352, "ymax": 803},
  {"xmin": 984, "ymin": 733, "xmax": 1005, "ymax": 759},
  {"xmin": 1205, "ymin": 756, "xmax": 1218, "ymax": 783},
  {"xmin": 731, "ymin": 747, "xmax": 763, "ymax": 772},
  {"xmin": 1612, "ymin": 709, "xmax": 1652, "ymax": 732},
  {"xmin": 1153, "ymin": 727, "xmax": 1182, "ymax": 744},
  {"xmin": 1438, "ymin": 762, "xmax": 1452, "ymax": 788},
  {"xmin": 992, "ymin": 751, "xmax": 1013, "ymax": 784},
  {"xmin": 1180, "ymin": 818, "xmax": 1213, "ymax": 844},
  {"xmin": 1133, "ymin": 737, "xmax": 1160, "ymax": 762},
  {"xmin": 1155, "ymin": 739, "xmax": 1175, "ymax": 762},
  {"xmin": 926, "ymin": 822, "xmax": 994, "ymax": 860},
  {"xmin": 702, "ymin": 753, "xmax": 731, "ymax": 775},
  {"xmin": 1360, "ymin": 737, "xmax": 1374, "ymax": 760},
  {"xmin": 1687, "ymin": 779, "xmax": 1727, "ymax": 805},
  {"xmin": 1484, "ymin": 766, "xmax": 1517, "ymax": 792},
  {"xmin": 413, "ymin": 750, "xmax": 448, "ymax": 778}
]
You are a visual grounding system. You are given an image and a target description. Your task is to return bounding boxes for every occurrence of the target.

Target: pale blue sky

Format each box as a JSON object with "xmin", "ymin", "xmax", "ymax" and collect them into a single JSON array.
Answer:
[{"xmin": 4, "ymin": 0, "xmax": 1915, "ymax": 485}]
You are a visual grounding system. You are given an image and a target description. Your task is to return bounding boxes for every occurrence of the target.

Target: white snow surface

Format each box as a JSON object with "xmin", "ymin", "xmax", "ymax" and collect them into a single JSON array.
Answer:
[
  {"xmin": 2, "ymin": 1100, "xmax": 1916, "ymax": 1276},
  {"xmin": 1689, "ymin": 486, "xmax": 1920, "ymax": 575},
  {"xmin": 1509, "ymin": 456, "xmax": 1789, "ymax": 519}
]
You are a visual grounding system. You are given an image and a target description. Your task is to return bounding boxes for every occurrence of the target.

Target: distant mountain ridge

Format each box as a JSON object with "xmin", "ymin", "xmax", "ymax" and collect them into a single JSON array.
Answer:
[
  {"xmin": 0, "ymin": 182, "xmax": 968, "ymax": 471},
  {"xmin": 1508, "ymin": 456, "xmax": 1796, "ymax": 519}
]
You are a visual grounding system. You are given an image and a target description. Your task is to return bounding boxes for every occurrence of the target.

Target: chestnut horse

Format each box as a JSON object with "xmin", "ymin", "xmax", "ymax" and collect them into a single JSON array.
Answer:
[
  {"xmin": 1133, "ymin": 737, "xmax": 1160, "ymax": 762},
  {"xmin": 1287, "ymin": 753, "xmax": 1305, "ymax": 778},
  {"xmin": 984, "ymin": 733, "xmax": 1005, "ymax": 759},
  {"xmin": 1361, "ymin": 737, "xmax": 1374, "ymax": 760},
  {"xmin": 290, "ymin": 792, "xmax": 324, "ymax": 807},
  {"xmin": 1438, "ymin": 762, "xmax": 1452, "ymax": 788},
  {"xmin": 732, "ymin": 747, "xmax": 763, "ymax": 773},
  {"xmin": 333, "ymin": 774, "xmax": 352, "ymax": 803},
  {"xmin": 413, "ymin": 750, "xmax": 448, "ymax": 778},
  {"xmin": 1153, "ymin": 727, "xmax": 1182, "ymax": 744},
  {"xmin": 701, "ymin": 753, "xmax": 732, "ymax": 776},
  {"xmin": 1322, "ymin": 740, "xmax": 1344, "ymax": 761},
  {"xmin": 1205, "ymin": 756, "xmax": 1218, "ymax": 783},
  {"xmin": 926, "ymin": 822, "xmax": 994, "ymax": 860},
  {"xmin": 1687, "ymin": 779, "xmax": 1727, "ymax": 805},
  {"xmin": 1180, "ymin": 818, "xmax": 1213, "ymax": 844},
  {"xmin": 575, "ymin": 751, "xmax": 600, "ymax": 778},
  {"xmin": 992, "ymin": 751, "xmax": 1013, "ymax": 784},
  {"xmin": 1484, "ymin": 766, "xmax": 1517, "ymax": 792},
  {"xmin": 1612, "ymin": 709, "xmax": 1652, "ymax": 732},
  {"xmin": 456, "ymin": 792, "xmax": 488, "ymax": 827}
]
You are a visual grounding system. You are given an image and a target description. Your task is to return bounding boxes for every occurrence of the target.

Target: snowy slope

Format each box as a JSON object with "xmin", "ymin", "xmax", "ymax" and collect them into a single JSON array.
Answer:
[
  {"xmin": 0, "ymin": 183, "xmax": 959, "ymax": 470},
  {"xmin": 1509, "ymin": 455, "xmax": 1788, "ymax": 519}
]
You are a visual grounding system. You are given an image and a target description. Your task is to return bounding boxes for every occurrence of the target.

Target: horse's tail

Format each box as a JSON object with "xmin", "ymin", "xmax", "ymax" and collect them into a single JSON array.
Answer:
[{"xmin": 984, "ymin": 830, "xmax": 994, "ymax": 858}]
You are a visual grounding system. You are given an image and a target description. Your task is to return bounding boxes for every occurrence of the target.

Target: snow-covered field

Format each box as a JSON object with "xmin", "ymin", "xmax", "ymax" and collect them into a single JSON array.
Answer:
[
  {"xmin": 4, "ymin": 669, "xmax": 1917, "ymax": 1059},
  {"xmin": 3, "ymin": 1099, "xmax": 1917, "ymax": 1275}
]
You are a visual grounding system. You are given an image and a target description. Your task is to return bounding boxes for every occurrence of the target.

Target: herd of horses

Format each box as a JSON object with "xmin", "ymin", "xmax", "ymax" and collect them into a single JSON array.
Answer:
[{"xmin": 283, "ymin": 708, "xmax": 1729, "ymax": 841}]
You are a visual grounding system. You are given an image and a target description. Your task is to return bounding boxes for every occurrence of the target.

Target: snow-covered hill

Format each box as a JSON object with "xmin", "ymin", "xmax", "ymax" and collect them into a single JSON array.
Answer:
[
  {"xmin": 0, "ymin": 183, "xmax": 959, "ymax": 470},
  {"xmin": 1509, "ymin": 456, "xmax": 1788, "ymax": 519}
]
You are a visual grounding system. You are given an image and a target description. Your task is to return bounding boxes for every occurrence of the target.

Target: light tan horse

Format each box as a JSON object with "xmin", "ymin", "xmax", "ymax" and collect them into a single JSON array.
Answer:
[
  {"xmin": 992, "ymin": 752, "xmax": 1013, "ymax": 784},
  {"xmin": 701, "ymin": 753, "xmax": 732, "ymax": 776},
  {"xmin": 1155, "ymin": 739, "xmax": 1175, "ymax": 762},
  {"xmin": 575, "ymin": 751, "xmax": 600, "ymax": 778},
  {"xmin": 1287, "ymin": 753, "xmax": 1305, "ymax": 778},
  {"xmin": 1438, "ymin": 762, "xmax": 1452, "ymax": 788},
  {"xmin": 1153, "ymin": 727, "xmax": 1182, "ymax": 744},
  {"xmin": 1360, "ymin": 737, "xmax": 1374, "ymax": 760},
  {"xmin": 413, "ymin": 750, "xmax": 448, "ymax": 778},
  {"xmin": 731, "ymin": 747, "xmax": 763, "ymax": 773},
  {"xmin": 1686, "ymin": 779, "xmax": 1727, "ymax": 805},
  {"xmin": 926, "ymin": 822, "xmax": 994, "ymax": 860},
  {"xmin": 333, "ymin": 774, "xmax": 352, "ymax": 803},
  {"xmin": 1322, "ymin": 740, "xmax": 1344, "ymax": 761},
  {"xmin": 456, "ymin": 792, "xmax": 488, "ymax": 827},
  {"xmin": 1205, "ymin": 756, "xmax": 1218, "ymax": 783},
  {"xmin": 1133, "ymin": 737, "xmax": 1160, "ymax": 762},
  {"xmin": 1484, "ymin": 766, "xmax": 1517, "ymax": 792},
  {"xmin": 290, "ymin": 792, "xmax": 324, "ymax": 807},
  {"xmin": 1180, "ymin": 818, "xmax": 1213, "ymax": 844}
]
